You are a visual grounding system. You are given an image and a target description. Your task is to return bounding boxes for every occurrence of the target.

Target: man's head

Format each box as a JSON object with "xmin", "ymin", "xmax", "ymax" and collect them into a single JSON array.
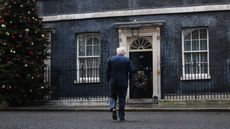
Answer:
[{"xmin": 116, "ymin": 47, "xmax": 126, "ymax": 55}]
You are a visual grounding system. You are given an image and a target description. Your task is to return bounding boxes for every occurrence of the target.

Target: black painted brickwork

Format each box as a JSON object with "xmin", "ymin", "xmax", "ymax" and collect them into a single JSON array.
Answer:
[
  {"xmin": 38, "ymin": 0, "xmax": 230, "ymax": 16},
  {"xmin": 44, "ymin": 11, "xmax": 230, "ymax": 97}
]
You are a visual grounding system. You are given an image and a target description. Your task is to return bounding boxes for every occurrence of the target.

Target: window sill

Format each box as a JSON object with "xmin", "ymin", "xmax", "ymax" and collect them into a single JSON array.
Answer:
[
  {"xmin": 74, "ymin": 78, "xmax": 100, "ymax": 84},
  {"xmin": 180, "ymin": 74, "xmax": 211, "ymax": 80}
]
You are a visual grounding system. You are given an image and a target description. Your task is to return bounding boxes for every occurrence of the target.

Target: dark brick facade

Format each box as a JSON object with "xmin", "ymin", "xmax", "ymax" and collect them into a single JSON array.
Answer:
[
  {"xmin": 38, "ymin": 0, "xmax": 230, "ymax": 16},
  {"xmin": 38, "ymin": 1, "xmax": 230, "ymax": 98}
]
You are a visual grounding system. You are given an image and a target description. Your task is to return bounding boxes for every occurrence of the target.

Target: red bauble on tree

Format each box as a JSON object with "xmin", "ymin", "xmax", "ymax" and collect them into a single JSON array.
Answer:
[
  {"xmin": 0, "ymin": 19, "xmax": 5, "ymax": 24},
  {"xmin": 28, "ymin": 50, "xmax": 34, "ymax": 56}
]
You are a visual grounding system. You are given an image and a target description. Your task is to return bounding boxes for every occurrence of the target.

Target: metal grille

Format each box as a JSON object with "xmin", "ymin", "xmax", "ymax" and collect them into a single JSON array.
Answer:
[{"xmin": 161, "ymin": 64, "xmax": 230, "ymax": 100}]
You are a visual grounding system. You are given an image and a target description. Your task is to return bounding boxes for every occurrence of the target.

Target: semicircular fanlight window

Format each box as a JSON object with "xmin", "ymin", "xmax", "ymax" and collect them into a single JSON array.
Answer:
[{"xmin": 130, "ymin": 37, "xmax": 152, "ymax": 50}]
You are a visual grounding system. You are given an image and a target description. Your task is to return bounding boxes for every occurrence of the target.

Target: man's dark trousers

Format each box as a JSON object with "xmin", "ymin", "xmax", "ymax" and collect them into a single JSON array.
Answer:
[{"xmin": 110, "ymin": 84, "xmax": 127, "ymax": 119}]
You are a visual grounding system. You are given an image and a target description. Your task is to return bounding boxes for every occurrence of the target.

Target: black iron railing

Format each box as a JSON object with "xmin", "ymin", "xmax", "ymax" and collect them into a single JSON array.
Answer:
[
  {"xmin": 161, "ymin": 64, "xmax": 230, "ymax": 100},
  {"xmin": 45, "ymin": 64, "xmax": 230, "ymax": 101},
  {"xmin": 49, "ymin": 67, "xmax": 109, "ymax": 101}
]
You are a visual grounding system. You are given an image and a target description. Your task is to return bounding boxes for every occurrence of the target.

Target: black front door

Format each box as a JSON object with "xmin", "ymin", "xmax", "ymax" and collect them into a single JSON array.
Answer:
[{"xmin": 129, "ymin": 51, "xmax": 153, "ymax": 99}]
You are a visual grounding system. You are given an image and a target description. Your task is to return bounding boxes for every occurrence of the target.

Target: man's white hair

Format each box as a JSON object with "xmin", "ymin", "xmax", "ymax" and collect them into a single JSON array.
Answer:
[{"xmin": 116, "ymin": 47, "xmax": 126, "ymax": 55}]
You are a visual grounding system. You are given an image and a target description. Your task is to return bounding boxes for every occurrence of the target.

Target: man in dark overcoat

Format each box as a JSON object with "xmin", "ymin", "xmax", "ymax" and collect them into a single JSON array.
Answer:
[{"xmin": 106, "ymin": 47, "xmax": 135, "ymax": 121}]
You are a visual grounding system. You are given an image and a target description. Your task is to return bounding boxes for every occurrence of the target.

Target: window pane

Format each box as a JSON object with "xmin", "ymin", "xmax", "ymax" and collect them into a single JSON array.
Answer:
[
  {"xmin": 184, "ymin": 30, "xmax": 191, "ymax": 40},
  {"xmin": 200, "ymin": 52, "xmax": 207, "ymax": 62},
  {"xmin": 79, "ymin": 59, "xmax": 86, "ymax": 67},
  {"xmin": 93, "ymin": 37, "xmax": 100, "ymax": 45},
  {"xmin": 79, "ymin": 35, "xmax": 85, "ymax": 46},
  {"xmin": 200, "ymin": 29, "xmax": 207, "ymax": 39},
  {"xmin": 191, "ymin": 52, "xmax": 200, "ymax": 74},
  {"xmin": 86, "ymin": 37, "xmax": 100, "ymax": 56},
  {"xmin": 86, "ymin": 35, "xmax": 93, "ymax": 45},
  {"xmin": 87, "ymin": 46, "xmax": 93, "ymax": 56},
  {"xmin": 87, "ymin": 67, "xmax": 93, "ymax": 78},
  {"xmin": 184, "ymin": 53, "xmax": 191, "ymax": 63},
  {"xmin": 93, "ymin": 46, "xmax": 100, "ymax": 55},
  {"xmin": 184, "ymin": 41, "xmax": 191, "ymax": 51},
  {"xmin": 85, "ymin": 58, "xmax": 100, "ymax": 68},
  {"xmin": 192, "ymin": 40, "xmax": 199, "ymax": 50},
  {"xmin": 185, "ymin": 64, "xmax": 192, "ymax": 74},
  {"xmin": 79, "ymin": 46, "xmax": 85, "ymax": 56},
  {"xmin": 192, "ymin": 53, "xmax": 200, "ymax": 73},
  {"xmin": 201, "ymin": 63, "xmax": 208, "ymax": 73},
  {"xmin": 86, "ymin": 36, "xmax": 93, "ymax": 56},
  {"xmin": 87, "ymin": 58, "xmax": 92, "ymax": 68},
  {"xmin": 79, "ymin": 59, "xmax": 86, "ymax": 77},
  {"xmin": 200, "ymin": 40, "xmax": 207, "ymax": 50},
  {"xmin": 94, "ymin": 57, "xmax": 100, "ymax": 67},
  {"xmin": 93, "ymin": 37, "xmax": 100, "ymax": 55},
  {"xmin": 87, "ymin": 67, "xmax": 99, "ymax": 78},
  {"xmin": 192, "ymin": 53, "xmax": 199, "ymax": 63},
  {"xmin": 193, "ymin": 63, "xmax": 200, "ymax": 74},
  {"xmin": 192, "ymin": 30, "xmax": 199, "ymax": 40},
  {"xmin": 86, "ymin": 58, "xmax": 100, "ymax": 78}
]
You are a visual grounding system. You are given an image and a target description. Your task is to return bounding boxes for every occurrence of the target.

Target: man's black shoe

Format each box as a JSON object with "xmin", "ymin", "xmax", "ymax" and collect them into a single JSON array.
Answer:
[{"xmin": 112, "ymin": 109, "xmax": 117, "ymax": 120}]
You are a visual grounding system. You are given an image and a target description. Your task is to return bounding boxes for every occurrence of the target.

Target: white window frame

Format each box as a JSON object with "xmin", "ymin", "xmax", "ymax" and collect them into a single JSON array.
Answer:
[
  {"xmin": 44, "ymin": 31, "xmax": 52, "ymax": 85},
  {"xmin": 181, "ymin": 28, "xmax": 211, "ymax": 80},
  {"xmin": 76, "ymin": 33, "xmax": 100, "ymax": 83}
]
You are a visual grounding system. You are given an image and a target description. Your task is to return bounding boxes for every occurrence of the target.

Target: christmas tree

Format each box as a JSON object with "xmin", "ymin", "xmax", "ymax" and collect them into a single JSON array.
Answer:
[{"xmin": 0, "ymin": 0, "xmax": 50, "ymax": 106}]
